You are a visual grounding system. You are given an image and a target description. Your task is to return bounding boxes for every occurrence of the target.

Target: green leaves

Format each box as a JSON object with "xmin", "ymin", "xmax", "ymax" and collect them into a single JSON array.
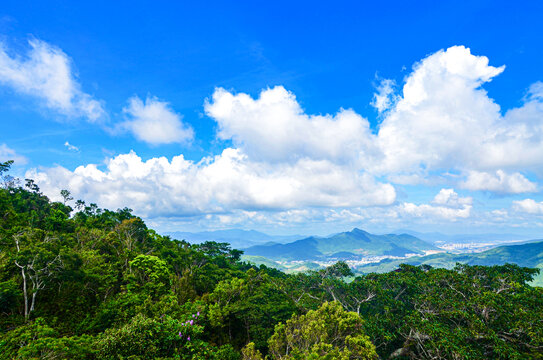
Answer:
[
  {"xmin": 268, "ymin": 301, "xmax": 377, "ymax": 360},
  {"xmin": 0, "ymin": 318, "xmax": 95, "ymax": 360},
  {"xmin": 357, "ymin": 264, "xmax": 543, "ymax": 359},
  {"xmin": 205, "ymin": 269, "xmax": 296, "ymax": 352},
  {"xmin": 128, "ymin": 254, "xmax": 171, "ymax": 297},
  {"xmin": 95, "ymin": 314, "xmax": 201, "ymax": 359}
]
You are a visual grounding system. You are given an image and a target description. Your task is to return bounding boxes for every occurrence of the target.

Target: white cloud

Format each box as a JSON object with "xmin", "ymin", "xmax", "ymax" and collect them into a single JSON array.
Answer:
[
  {"xmin": 204, "ymin": 47, "xmax": 543, "ymax": 195},
  {"xmin": 368, "ymin": 46, "xmax": 543, "ymax": 196},
  {"xmin": 121, "ymin": 96, "xmax": 194, "ymax": 145},
  {"xmin": 375, "ymin": 46, "xmax": 506, "ymax": 175},
  {"xmin": 399, "ymin": 202, "xmax": 471, "ymax": 221},
  {"xmin": 399, "ymin": 188, "xmax": 472, "ymax": 221},
  {"xmin": 22, "ymin": 45, "xmax": 543, "ymax": 231},
  {"xmin": 0, "ymin": 143, "xmax": 27, "ymax": 164},
  {"xmin": 27, "ymin": 149, "xmax": 395, "ymax": 217},
  {"xmin": 461, "ymin": 170, "xmax": 537, "ymax": 194},
  {"xmin": 432, "ymin": 188, "xmax": 472, "ymax": 207},
  {"xmin": 371, "ymin": 78, "xmax": 397, "ymax": 114},
  {"xmin": 64, "ymin": 141, "xmax": 79, "ymax": 152},
  {"xmin": 494, "ymin": 81, "xmax": 543, "ymax": 172},
  {"xmin": 0, "ymin": 39, "xmax": 105, "ymax": 121},
  {"xmin": 512, "ymin": 199, "xmax": 543, "ymax": 215},
  {"xmin": 205, "ymin": 86, "xmax": 377, "ymax": 164}
]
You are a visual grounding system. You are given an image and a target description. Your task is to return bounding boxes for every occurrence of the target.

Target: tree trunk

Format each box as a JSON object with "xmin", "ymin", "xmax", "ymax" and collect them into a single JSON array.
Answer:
[
  {"xmin": 21, "ymin": 266, "xmax": 28, "ymax": 320},
  {"xmin": 30, "ymin": 291, "xmax": 37, "ymax": 313}
]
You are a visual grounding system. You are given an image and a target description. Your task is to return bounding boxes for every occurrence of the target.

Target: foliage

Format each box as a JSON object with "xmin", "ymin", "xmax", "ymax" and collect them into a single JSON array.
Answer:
[
  {"xmin": 0, "ymin": 317, "xmax": 95, "ymax": 359},
  {"xmin": 356, "ymin": 240, "xmax": 543, "ymax": 286},
  {"xmin": 268, "ymin": 301, "xmax": 377, "ymax": 360},
  {"xmin": 205, "ymin": 268, "xmax": 296, "ymax": 352},
  {"xmin": 242, "ymin": 342, "xmax": 264, "ymax": 360},
  {"xmin": 95, "ymin": 313, "xmax": 199, "ymax": 359}
]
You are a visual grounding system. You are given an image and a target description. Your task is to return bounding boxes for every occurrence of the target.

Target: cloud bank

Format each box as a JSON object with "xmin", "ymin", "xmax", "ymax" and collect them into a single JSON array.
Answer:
[{"xmin": 28, "ymin": 149, "xmax": 396, "ymax": 217}]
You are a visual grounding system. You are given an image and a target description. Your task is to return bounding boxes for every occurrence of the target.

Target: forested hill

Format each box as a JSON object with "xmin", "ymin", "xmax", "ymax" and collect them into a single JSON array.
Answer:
[
  {"xmin": 244, "ymin": 228, "xmax": 438, "ymax": 261},
  {"xmin": 1, "ymin": 161, "xmax": 542, "ymax": 359},
  {"xmin": 357, "ymin": 240, "xmax": 543, "ymax": 286}
]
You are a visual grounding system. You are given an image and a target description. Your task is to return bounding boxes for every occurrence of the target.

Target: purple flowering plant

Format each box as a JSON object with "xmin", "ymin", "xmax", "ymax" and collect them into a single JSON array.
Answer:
[{"xmin": 178, "ymin": 312, "xmax": 201, "ymax": 342}]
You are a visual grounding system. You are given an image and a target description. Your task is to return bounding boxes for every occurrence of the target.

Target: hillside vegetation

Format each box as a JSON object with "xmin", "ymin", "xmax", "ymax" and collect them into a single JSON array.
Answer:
[
  {"xmin": 1, "ymin": 161, "xmax": 542, "ymax": 359},
  {"xmin": 356, "ymin": 240, "xmax": 543, "ymax": 286}
]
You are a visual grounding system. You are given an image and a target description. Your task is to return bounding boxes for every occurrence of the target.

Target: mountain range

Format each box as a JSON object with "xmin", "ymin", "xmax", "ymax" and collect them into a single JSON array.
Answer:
[
  {"xmin": 243, "ymin": 228, "xmax": 439, "ymax": 261},
  {"xmin": 165, "ymin": 227, "xmax": 543, "ymax": 285},
  {"xmin": 395, "ymin": 229, "xmax": 536, "ymax": 245},
  {"xmin": 164, "ymin": 229, "xmax": 303, "ymax": 249},
  {"xmin": 355, "ymin": 240, "xmax": 543, "ymax": 286}
]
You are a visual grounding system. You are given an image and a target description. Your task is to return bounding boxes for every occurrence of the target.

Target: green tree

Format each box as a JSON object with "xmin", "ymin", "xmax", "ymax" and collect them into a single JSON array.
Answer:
[
  {"xmin": 206, "ymin": 268, "xmax": 296, "ymax": 352},
  {"xmin": 268, "ymin": 301, "xmax": 377, "ymax": 360},
  {"xmin": 242, "ymin": 342, "xmax": 264, "ymax": 360},
  {"xmin": 127, "ymin": 254, "xmax": 171, "ymax": 297},
  {"xmin": 60, "ymin": 189, "xmax": 73, "ymax": 205},
  {"xmin": 12, "ymin": 229, "xmax": 63, "ymax": 320},
  {"xmin": 0, "ymin": 317, "xmax": 94, "ymax": 360}
]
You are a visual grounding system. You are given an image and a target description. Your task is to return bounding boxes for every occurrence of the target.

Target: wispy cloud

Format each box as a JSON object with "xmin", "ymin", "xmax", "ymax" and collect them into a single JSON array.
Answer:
[
  {"xmin": 371, "ymin": 78, "xmax": 398, "ymax": 114},
  {"xmin": 64, "ymin": 141, "xmax": 79, "ymax": 152},
  {"xmin": 0, "ymin": 143, "xmax": 27, "ymax": 164},
  {"xmin": 0, "ymin": 39, "xmax": 105, "ymax": 121}
]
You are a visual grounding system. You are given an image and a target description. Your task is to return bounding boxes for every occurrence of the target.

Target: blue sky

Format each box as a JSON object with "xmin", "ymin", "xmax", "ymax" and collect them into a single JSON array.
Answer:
[{"xmin": 1, "ymin": 1, "xmax": 543, "ymax": 236}]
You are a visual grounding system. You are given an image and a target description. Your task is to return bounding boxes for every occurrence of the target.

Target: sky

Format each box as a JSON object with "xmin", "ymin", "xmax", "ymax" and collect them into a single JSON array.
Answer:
[{"xmin": 1, "ymin": 1, "xmax": 543, "ymax": 236}]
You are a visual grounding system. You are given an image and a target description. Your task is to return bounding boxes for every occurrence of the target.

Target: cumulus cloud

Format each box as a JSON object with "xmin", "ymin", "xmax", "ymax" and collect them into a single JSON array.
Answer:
[
  {"xmin": 461, "ymin": 170, "xmax": 537, "ymax": 194},
  {"xmin": 121, "ymin": 96, "xmax": 194, "ymax": 145},
  {"xmin": 512, "ymin": 199, "xmax": 543, "ymax": 215},
  {"xmin": 27, "ymin": 149, "xmax": 395, "ymax": 217},
  {"xmin": 24, "ymin": 45, "xmax": 543, "ymax": 230},
  {"xmin": 399, "ymin": 203, "xmax": 471, "ymax": 221},
  {"xmin": 205, "ymin": 47, "xmax": 543, "ymax": 195},
  {"xmin": 0, "ymin": 143, "xmax": 27, "ymax": 164},
  {"xmin": 375, "ymin": 46, "xmax": 506, "ymax": 174},
  {"xmin": 399, "ymin": 189, "xmax": 472, "ymax": 221},
  {"xmin": 369, "ymin": 46, "xmax": 543, "ymax": 195},
  {"xmin": 0, "ymin": 39, "xmax": 105, "ymax": 121},
  {"xmin": 432, "ymin": 188, "xmax": 473, "ymax": 207},
  {"xmin": 205, "ymin": 86, "xmax": 377, "ymax": 164}
]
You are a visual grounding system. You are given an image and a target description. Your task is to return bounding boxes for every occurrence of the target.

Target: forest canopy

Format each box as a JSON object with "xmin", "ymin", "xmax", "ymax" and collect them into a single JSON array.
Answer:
[{"xmin": 0, "ymin": 160, "xmax": 542, "ymax": 359}]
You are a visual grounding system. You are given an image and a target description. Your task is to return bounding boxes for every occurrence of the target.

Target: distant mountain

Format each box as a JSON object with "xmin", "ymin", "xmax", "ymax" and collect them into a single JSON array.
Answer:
[
  {"xmin": 244, "ymin": 228, "xmax": 439, "ymax": 261},
  {"xmin": 356, "ymin": 240, "xmax": 543, "ymax": 286},
  {"xmin": 163, "ymin": 229, "xmax": 303, "ymax": 249},
  {"xmin": 395, "ymin": 229, "xmax": 535, "ymax": 245}
]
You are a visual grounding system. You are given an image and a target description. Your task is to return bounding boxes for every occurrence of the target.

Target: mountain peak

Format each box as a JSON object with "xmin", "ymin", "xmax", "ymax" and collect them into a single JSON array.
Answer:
[{"xmin": 244, "ymin": 228, "xmax": 438, "ymax": 261}]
